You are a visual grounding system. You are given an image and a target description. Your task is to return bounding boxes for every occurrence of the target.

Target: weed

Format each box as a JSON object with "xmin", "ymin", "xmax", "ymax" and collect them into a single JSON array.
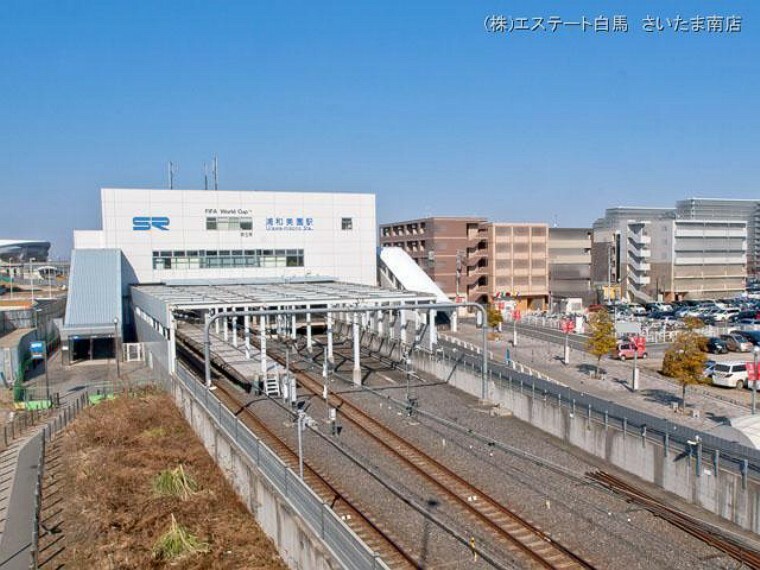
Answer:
[
  {"xmin": 152, "ymin": 514, "xmax": 209, "ymax": 560},
  {"xmin": 152, "ymin": 464, "xmax": 198, "ymax": 500}
]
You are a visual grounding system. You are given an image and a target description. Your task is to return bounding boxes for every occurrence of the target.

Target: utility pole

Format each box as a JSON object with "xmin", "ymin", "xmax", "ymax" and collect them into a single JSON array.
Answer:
[
  {"xmin": 455, "ymin": 250, "xmax": 463, "ymax": 300},
  {"xmin": 113, "ymin": 318, "xmax": 121, "ymax": 379},
  {"xmin": 203, "ymin": 162, "xmax": 209, "ymax": 190},
  {"xmin": 297, "ymin": 409, "xmax": 305, "ymax": 479},
  {"xmin": 29, "ymin": 258, "xmax": 36, "ymax": 301},
  {"xmin": 212, "ymin": 155, "xmax": 218, "ymax": 190},
  {"xmin": 168, "ymin": 161, "xmax": 178, "ymax": 190}
]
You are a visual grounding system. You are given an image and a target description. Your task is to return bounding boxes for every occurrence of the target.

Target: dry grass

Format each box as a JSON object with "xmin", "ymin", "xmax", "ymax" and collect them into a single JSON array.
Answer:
[{"xmin": 50, "ymin": 388, "xmax": 286, "ymax": 569}]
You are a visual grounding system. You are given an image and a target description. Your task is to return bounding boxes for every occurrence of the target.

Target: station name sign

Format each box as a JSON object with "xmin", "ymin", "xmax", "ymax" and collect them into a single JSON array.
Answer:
[{"xmin": 266, "ymin": 217, "xmax": 314, "ymax": 231}]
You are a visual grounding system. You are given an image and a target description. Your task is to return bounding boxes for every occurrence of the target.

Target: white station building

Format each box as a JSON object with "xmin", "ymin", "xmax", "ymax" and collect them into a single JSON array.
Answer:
[
  {"xmin": 74, "ymin": 188, "xmax": 377, "ymax": 285},
  {"xmin": 60, "ymin": 187, "xmax": 449, "ymax": 371}
]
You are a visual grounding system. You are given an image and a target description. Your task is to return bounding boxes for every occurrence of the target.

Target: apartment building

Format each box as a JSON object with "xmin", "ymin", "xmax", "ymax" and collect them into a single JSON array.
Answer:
[
  {"xmin": 676, "ymin": 198, "xmax": 760, "ymax": 277},
  {"xmin": 592, "ymin": 206, "xmax": 748, "ymax": 302},
  {"xmin": 379, "ymin": 218, "xmax": 548, "ymax": 309},
  {"xmin": 486, "ymin": 223, "xmax": 549, "ymax": 310},
  {"xmin": 548, "ymin": 228, "xmax": 593, "ymax": 305},
  {"xmin": 379, "ymin": 217, "xmax": 485, "ymax": 301},
  {"xmin": 649, "ymin": 219, "xmax": 747, "ymax": 301},
  {"xmin": 591, "ymin": 207, "xmax": 676, "ymax": 301}
]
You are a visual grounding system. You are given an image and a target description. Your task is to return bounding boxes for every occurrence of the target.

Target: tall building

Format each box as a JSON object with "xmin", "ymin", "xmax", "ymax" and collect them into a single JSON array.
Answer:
[
  {"xmin": 676, "ymin": 198, "xmax": 760, "ymax": 277},
  {"xmin": 592, "ymin": 205, "xmax": 748, "ymax": 301},
  {"xmin": 379, "ymin": 218, "xmax": 549, "ymax": 309},
  {"xmin": 74, "ymin": 188, "xmax": 377, "ymax": 285},
  {"xmin": 548, "ymin": 228, "xmax": 593, "ymax": 305},
  {"xmin": 591, "ymin": 207, "xmax": 676, "ymax": 301},
  {"xmin": 379, "ymin": 217, "xmax": 486, "ymax": 301},
  {"xmin": 485, "ymin": 223, "xmax": 548, "ymax": 310}
]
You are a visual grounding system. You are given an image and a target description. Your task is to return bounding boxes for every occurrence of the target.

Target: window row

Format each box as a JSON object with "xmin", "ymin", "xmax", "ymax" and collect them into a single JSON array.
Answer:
[
  {"xmin": 152, "ymin": 249, "xmax": 304, "ymax": 270},
  {"xmin": 206, "ymin": 217, "xmax": 253, "ymax": 231}
]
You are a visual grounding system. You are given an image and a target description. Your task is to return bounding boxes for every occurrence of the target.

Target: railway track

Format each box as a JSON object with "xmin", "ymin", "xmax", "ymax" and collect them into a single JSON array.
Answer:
[
  {"xmin": 232, "ymin": 330, "xmax": 598, "ymax": 570},
  {"xmin": 175, "ymin": 338, "xmax": 420, "ymax": 570},
  {"xmin": 589, "ymin": 470, "xmax": 760, "ymax": 569}
]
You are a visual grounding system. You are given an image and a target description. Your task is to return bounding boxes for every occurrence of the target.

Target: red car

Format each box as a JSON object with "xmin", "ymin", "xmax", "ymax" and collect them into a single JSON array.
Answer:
[{"xmin": 615, "ymin": 341, "xmax": 648, "ymax": 361}]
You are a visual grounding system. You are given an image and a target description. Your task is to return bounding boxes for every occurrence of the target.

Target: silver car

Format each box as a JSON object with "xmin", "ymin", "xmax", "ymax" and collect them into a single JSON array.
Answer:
[{"xmin": 720, "ymin": 333, "xmax": 753, "ymax": 352}]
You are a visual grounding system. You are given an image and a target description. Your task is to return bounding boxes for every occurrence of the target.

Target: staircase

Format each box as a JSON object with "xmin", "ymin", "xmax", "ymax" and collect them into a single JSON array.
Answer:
[{"xmin": 264, "ymin": 376, "xmax": 281, "ymax": 397}]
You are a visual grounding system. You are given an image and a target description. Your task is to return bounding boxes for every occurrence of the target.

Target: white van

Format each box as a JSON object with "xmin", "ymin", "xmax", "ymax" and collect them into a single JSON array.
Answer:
[{"xmin": 711, "ymin": 361, "xmax": 749, "ymax": 389}]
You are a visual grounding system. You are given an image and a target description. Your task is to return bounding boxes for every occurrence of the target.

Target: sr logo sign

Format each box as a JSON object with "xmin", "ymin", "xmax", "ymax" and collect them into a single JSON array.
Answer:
[{"xmin": 132, "ymin": 216, "xmax": 170, "ymax": 231}]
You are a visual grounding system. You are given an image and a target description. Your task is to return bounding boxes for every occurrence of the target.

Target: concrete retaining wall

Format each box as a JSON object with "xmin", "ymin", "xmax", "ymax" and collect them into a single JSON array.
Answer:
[
  {"xmin": 145, "ymin": 356, "xmax": 341, "ymax": 570},
  {"xmin": 344, "ymin": 326, "xmax": 760, "ymax": 533}
]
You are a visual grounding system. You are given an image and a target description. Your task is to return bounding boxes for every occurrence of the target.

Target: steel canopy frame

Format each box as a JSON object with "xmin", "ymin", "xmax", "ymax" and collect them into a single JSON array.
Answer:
[{"xmin": 201, "ymin": 302, "xmax": 489, "ymax": 400}]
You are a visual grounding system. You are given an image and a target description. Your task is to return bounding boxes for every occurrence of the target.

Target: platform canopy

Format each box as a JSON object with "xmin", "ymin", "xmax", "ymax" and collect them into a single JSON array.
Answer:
[{"xmin": 132, "ymin": 278, "xmax": 438, "ymax": 327}]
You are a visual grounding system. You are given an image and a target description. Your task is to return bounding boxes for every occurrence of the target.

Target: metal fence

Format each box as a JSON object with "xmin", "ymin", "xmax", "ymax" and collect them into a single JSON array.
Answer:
[
  {"xmin": 428, "ymin": 345, "xmax": 760, "ymax": 481},
  {"xmin": 30, "ymin": 392, "xmax": 90, "ymax": 569},
  {"xmin": 174, "ymin": 365, "xmax": 389, "ymax": 570}
]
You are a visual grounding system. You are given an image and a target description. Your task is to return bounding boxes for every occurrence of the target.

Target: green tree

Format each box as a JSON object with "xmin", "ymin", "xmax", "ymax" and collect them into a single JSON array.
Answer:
[
  {"xmin": 487, "ymin": 305, "xmax": 503, "ymax": 330},
  {"xmin": 586, "ymin": 311, "xmax": 617, "ymax": 378},
  {"xmin": 662, "ymin": 330, "xmax": 707, "ymax": 410}
]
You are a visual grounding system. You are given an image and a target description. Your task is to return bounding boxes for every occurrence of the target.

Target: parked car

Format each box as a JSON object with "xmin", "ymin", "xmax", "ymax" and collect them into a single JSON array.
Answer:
[
  {"xmin": 628, "ymin": 305, "xmax": 647, "ymax": 317},
  {"xmin": 650, "ymin": 311, "xmax": 676, "ymax": 320},
  {"xmin": 711, "ymin": 361, "xmax": 749, "ymax": 389},
  {"xmin": 705, "ymin": 337, "xmax": 729, "ymax": 354},
  {"xmin": 720, "ymin": 333, "xmax": 753, "ymax": 352},
  {"xmin": 711, "ymin": 308, "xmax": 740, "ymax": 322},
  {"xmin": 733, "ymin": 330, "xmax": 760, "ymax": 346},
  {"xmin": 615, "ymin": 342, "xmax": 648, "ymax": 361},
  {"xmin": 729, "ymin": 310, "xmax": 760, "ymax": 323}
]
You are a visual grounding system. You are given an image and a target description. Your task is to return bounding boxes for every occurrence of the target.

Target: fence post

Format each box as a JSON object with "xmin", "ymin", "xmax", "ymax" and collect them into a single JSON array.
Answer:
[{"xmin": 696, "ymin": 442, "xmax": 703, "ymax": 477}]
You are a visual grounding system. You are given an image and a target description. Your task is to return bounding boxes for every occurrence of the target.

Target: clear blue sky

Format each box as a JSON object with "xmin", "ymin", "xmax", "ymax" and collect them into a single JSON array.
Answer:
[{"xmin": 2, "ymin": 1, "xmax": 758, "ymax": 258}]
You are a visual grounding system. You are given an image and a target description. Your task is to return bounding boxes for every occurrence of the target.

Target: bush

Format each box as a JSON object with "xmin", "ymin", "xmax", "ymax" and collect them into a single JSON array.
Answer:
[{"xmin": 152, "ymin": 514, "xmax": 209, "ymax": 561}]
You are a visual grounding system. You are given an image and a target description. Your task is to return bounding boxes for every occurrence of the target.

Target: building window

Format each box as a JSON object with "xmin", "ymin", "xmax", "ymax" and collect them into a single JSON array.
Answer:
[
  {"xmin": 206, "ymin": 216, "xmax": 253, "ymax": 231},
  {"xmin": 151, "ymin": 249, "xmax": 305, "ymax": 270},
  {"xmin": 342, "ymin": 217, "xmax": 353, "ymax": 230}
]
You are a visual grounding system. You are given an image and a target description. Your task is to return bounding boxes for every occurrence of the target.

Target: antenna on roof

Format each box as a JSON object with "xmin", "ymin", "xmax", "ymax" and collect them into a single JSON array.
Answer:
[
  {"xmin": 168, "ymin": 161, "xmax": 178, "ymax": 190},
  {"xmin": 203, "ymin": 162, "xmax": 209, "ymax": 190},
  {"xmin": 553, "ymin": 214, "xmax": 558, "ymax": 228},
  {"xmin": 212, "ymin": 155, "xmax": 219, "ymax": 190}
]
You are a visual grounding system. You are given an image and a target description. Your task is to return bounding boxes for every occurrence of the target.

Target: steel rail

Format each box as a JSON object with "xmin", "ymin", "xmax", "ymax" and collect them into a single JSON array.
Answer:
[
  {"xmin": 589, "ymin": 470, "xmax": 760, "ymax": 569},
  {"xmin": 175, "ymin": 338, "xmax": 419, "ymax": 569},
  {"xmin": 246, "ymin": 332, "xmax": 597, "ymax": 570}
]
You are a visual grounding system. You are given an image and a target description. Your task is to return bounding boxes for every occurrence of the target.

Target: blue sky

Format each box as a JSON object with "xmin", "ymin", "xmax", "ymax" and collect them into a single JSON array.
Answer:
[{"xmin": 1, "ymin": 1, "xmax": 758, "ymax": 257}]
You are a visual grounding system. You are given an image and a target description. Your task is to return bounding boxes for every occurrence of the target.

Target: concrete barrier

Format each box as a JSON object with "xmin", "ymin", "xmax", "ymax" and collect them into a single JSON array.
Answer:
[
  {"xmin": 412, "ymin": 351, "xmax": 760, "ymax": 533},
  {"xmin": 164, "ymin": 370, "xmax": 344, "ymax": 569}
]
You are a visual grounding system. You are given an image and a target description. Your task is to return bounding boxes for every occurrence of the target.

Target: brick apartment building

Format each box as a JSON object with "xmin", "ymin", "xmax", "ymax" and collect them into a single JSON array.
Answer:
[{"xmin": 379, "ymin": 217, "xmax": 549, "ymax": 310}]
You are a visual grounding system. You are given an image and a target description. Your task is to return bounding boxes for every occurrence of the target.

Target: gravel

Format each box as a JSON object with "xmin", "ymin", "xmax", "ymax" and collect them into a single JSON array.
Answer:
[{"xmin": 195, "ymin": 323, "xmax": 755, "ymax": 569}]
